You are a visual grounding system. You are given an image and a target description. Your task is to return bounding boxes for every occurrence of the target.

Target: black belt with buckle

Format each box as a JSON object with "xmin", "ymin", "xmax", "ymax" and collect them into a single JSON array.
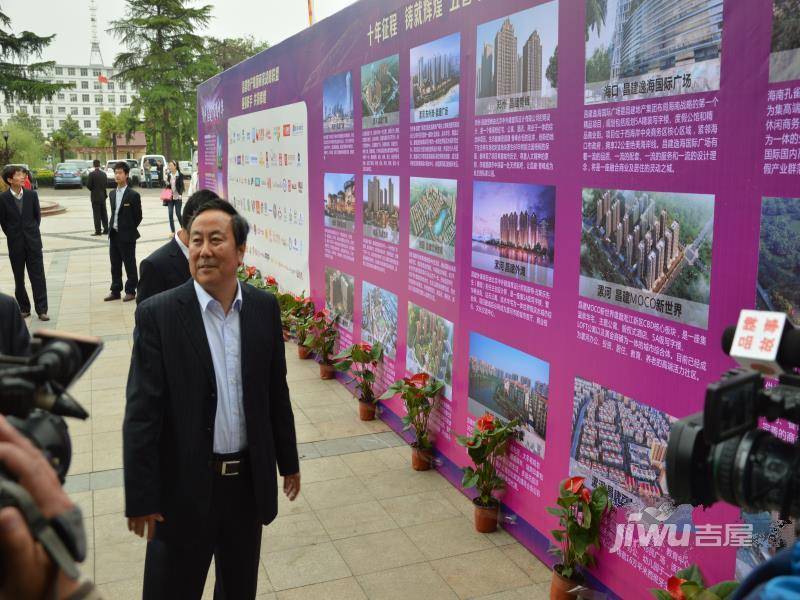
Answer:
[{"xmin": 210, "ymin": 450, "xmax": 248, "ymax": 476}]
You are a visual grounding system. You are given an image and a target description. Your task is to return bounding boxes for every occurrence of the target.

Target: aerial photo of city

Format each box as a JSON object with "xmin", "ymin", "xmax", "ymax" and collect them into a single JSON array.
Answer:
[
  {"xmin": 580, "ymin": 188, "xmax": 715, "ymax": 328},
  {"xmin": 361, "ymin": 54, "xmax": 400, "ymax": 128},
  {"xmin": 363, "ymin": 175, "xmax": 400, "ymax": 244},
  {"xmin": 757, "ymin": 197, "xmax": 800, "ymax": 325},
  {"xmin": 409, "ymin": 177, "xmax": 457, "ymax": 261},
  {"xmin": 472, "ymin": 181, "xmax": 555, "ymax": 287},
  {"xmin": 475, "ymin": 0, "xmax": 558, "ymax": 115},
  {"xmin": 411, "ymin": 32, "xmax": 461, "ymax": 123},
  {"xmin": 468, "ymin": 332, "xmax": 549, "ymax": 457},
  {"xmin": 323, "ymin": 173, "xmax": 356, "ymax": 232},
  {"xmin": 361, "ymin": 281, "xmax": 399, "ymax": 359},
  {"xmin": 585, "ymin": 0, "xmax": 723, "ymax": 104},
  {"xmin": 325, "ymin": 267, "xmax": 355, "ymax": 331},
  {"xmin": 770, "ymin": 0, "xmax": 800, "ymax": 83},
  {"xmin": 571, "ymin": 377, "xmax": 674, "ymax": 507},
  {"xmin": 406, "ymin": 302, "xmax": 454, "ymax": 391},
  {"xmin": 323, "ymin": 71, "xmax": 354, "ymax": 133}
]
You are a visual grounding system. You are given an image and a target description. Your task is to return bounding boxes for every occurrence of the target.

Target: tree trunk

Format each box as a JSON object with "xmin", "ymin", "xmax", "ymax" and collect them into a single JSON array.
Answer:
[
  {"xmin": 59, "ymin": 148, "xmax": 65, "ymax": 162},
  {"xmin": 112, "ymin": 137, "xmax": 117, "ymax": 158}
]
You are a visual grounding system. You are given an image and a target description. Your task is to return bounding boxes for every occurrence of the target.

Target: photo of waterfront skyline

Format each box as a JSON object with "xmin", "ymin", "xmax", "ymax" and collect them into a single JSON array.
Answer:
[
  {"xmin": 409, "ymin": 177, "xmax": 457, "ymax": 261},
  {"xmin": 363, "ymin": 174, "xmax": 400, "ymax": 244},
  {"xmin": 411, "ymin": 33, "xmax": 461, "ymax": 123},
  {"xmin": 324, "ymin": 173, "xmax": 356, "ymax": 232},
  {"xmin": 323, "ymin": 71, "xmax": 354, "ymax": 133},
  {"xmin": 361, "ymin": 54, "xmax": 400, "ymax": 129},
  {"xmin": 361, "ymin": 281, "xmax": 399, "ymax": 359},
  {"xmin": 325, "ymin": 267, "xmax": 355, "ymax": 331},
  {"xmin": 406, "ymin": 302, "xmax": 454, "ymax": 391}
]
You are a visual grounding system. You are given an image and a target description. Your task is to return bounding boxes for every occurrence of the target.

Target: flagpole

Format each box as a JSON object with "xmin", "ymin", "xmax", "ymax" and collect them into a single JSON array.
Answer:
[{"xmin": 308, "ymin": 0, "xmax": 315, "ymax": 26}]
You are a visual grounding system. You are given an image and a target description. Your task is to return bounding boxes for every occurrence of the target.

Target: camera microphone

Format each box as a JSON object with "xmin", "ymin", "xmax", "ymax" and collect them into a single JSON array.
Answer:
[{"xmin": 721, "ymin": 311, "xmax": 800, "ymax": 376}]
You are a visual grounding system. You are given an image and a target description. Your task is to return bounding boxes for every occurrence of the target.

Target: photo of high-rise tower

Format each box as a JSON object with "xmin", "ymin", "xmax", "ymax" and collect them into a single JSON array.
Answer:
[
  {"xmin": 325, "ymin": 267, "xmax": 355, "ymax": 332},
  {"xmin": 474, "ymin": 0, "xmax": 558, "ymax": 116},
  {"xmin": 410, "ymin": 33, "xmax": 461, "ymax": 123},
  {"xmin": 584, "ymin": 0, "xmax": 724, "ymax": 104},
  {"xmin": 323, "ymin": 71, "xmax": 354, "ymax": 133},
  {"xmin": 406, "ymin": 302, "xmax": 454, "ymax": 390},
  {"xmin": 409, "ymin": 177, "xmax": 457, "ymax": 261},
  {"xmin": 363, "ymin": 174, "xmax": 400, "ymax": 244},
  {"xmin": 361, "ymin": 54, "xmax": 400, "ymax": 129},
  {"xmin": 770, "ymin": 0, "xmax": 800, "ymax": 83}
]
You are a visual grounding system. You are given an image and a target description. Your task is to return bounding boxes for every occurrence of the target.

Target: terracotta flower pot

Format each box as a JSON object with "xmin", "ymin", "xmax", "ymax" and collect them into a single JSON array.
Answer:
[
  {"xmin": 473, "ymin": 499, "xmax": 499, "ymax": 533},
  {"xmin": 319, "ymin": 363, "xmax": 336, "ymax": 379},
  {"xmin": 549, "ymin": 570, "xmax": 580, "ymax": 600},
  {"xmin": 358, "ymin": 401, "xmax": 376, "ymax": 421},
  {"xmin": 411, "ymin": 446, "xmax": 432, "ymax": 471},
  {"xmin": 297, "ymin": 345, "xmax": 311, "ymax": 360}
]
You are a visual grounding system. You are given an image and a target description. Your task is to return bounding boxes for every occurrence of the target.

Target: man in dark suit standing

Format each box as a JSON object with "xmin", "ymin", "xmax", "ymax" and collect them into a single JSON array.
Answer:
[
  {"xmin": 124, "ymin": 198, "xmax": 300, "ymax": 599},
  {"xmin": 85, "ymin": 159, "xmax": 109, "ymax": 236},
  {"xmin": 0, "ymin": 291, "xmax": 30, "ymax": 355},
  {"xmin": 105, "ymin": 161, "xmax": 142, "ymax": 302},
  {"xmin": 0, "ymin": 165, "xmax": 48, "ymax": 321},
  {"xmin": 136, "ymin": 189, "xmax": 219, "ymax": 305}
]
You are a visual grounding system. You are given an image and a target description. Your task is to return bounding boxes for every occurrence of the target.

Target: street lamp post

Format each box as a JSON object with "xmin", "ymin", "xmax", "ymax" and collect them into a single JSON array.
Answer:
[{"xmin": 2, "ymin": 131, "xmax": 9, "ymax": 165}]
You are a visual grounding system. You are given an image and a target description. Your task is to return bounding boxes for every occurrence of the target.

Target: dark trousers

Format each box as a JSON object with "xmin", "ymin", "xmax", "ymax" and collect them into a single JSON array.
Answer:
[
  {"xmin": 142, "ymin": 467, "xmax": 262, "ymax": 600},
  {"xmin": 167, "ymin": 199, "xmax": 183, "ymax": 232},
  {"xmin": 10, "ymin": 248, "xmax": 47, "ymax": 315},
  {"xmin": 108, "ymin": 230, "xmax": 138, "ymax": 295},
  {"xmin": 91, "ymin": 200, "xmax": 109, "ymax": 234}
]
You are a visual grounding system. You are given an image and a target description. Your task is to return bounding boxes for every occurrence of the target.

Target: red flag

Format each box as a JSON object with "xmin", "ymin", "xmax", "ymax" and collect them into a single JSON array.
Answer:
[{"xmin": 98, "ymin": 74, "xmax": 109, "ymax": 83}]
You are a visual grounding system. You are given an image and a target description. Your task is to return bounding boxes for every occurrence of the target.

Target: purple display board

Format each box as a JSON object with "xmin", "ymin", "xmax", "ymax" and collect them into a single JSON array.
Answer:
[{"xmin": 198, "ymin": 0, "xmax": 800, "ymax": 596}]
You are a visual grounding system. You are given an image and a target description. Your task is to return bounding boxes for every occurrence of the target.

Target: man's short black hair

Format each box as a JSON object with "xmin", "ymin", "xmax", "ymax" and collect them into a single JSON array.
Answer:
[
  {"xmin": 2, "ymin": 164, "xmax": 24, "ymax": 185},
  {"xmin": 93, "ymin": 159, "xmax": 100, "ymax": 167},
  {"xmin": 189, "ymin": 198, "xmax": 249, "ymax": 247},
  {"xmin": 182, "ymin": 189, "xmax": 221, "ymax": 228},
  {"xmin": 114, "ymin": 161, "xmax": 129, "ymax": 175}
]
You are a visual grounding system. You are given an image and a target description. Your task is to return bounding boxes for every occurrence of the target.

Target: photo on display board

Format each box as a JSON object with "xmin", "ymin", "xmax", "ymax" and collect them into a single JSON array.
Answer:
[
  {"xmin": 409, "ymin": 176, "xmax": 457, "ymax": 261},
  {"xmin": 406, "ymin": 302, "xmax": 454, "ymax": 393},
  {"xmin": 757, "ymin": 197, "xmax": 800, "ymax": 325},
  {"xmin": 736, "ymin": 510, "xmax": 797, "ymax": 581},
  {"xmin": 361, "ymin": 54, "xmax": 400, "ymax": 129},
  {"xmin": 323, "ymin": 71, "xmax": 354, "ymax": 133},
  {"xmin": 584, "ymin": 0, "xmax": 724, "ymax": 104},
  {"xmin": 579, "ymin": 188, "xmax": 715, "ymax": 329},
  {"xmin": 324, "ymin": 267, "xmax": 355, "ymax": 332},
  {"xmin": 468, "ymin": 332, "xmax": 549, "ymax": 458},
  {"xmin": 323, "ymin": 173, "xmax": 356, "ymax": 232},
  {"xmin": 410, "ymin": 32, "xmax": 461, "ymax": 123},
  {"xmin": 363, "ymin": 174, "xmax": 400, "ymax": 244},
  {"xmin": 361, "ymin": 281, "xmax": 399, "ymax": 360},
  {"xmin": 471, "ymin": 181, "xmax": 555, "ymax": 287},
  {"xmin": 474, "ymin": 0, "xmax": 558, "ymax": 116},
  {"xmin": 770, "ymin": 0, "xmax": 800, "ymax": 83}
]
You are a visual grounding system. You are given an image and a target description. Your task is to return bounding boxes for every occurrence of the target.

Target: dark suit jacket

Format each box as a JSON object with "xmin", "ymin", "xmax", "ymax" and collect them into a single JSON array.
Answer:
[
  {"xmin": 0, "ymin": 292, "xmax": 30, "ymax": 356},
  {"xmin": 108, "ymin": 186, "xmax": 142, "ymax": 243},
  {"xmin": 86, "ymin": 168, "xmax": 108, "ymax": 203},
  {"xmin": 123, "ymin": 279, "xmax": 298, "ymax": 539},
  {"xmin": 0, "ymin": 188, "xmax": 42, "ymax": 254},
  {"xmin": 136, "ymin": 238, "xmax": 190, "ymax": 304}
]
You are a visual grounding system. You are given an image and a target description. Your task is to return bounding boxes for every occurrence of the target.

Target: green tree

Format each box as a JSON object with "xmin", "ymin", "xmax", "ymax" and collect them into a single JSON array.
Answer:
[
  {"xmin": 99, "ymin": 111, "xmax": 121, "ymax": 157},
  {"xmin": 51, "ymin": 116, "xmax": 84, "ymax": 162},
  {"xmin": 546, "ymin": 46, "xmax": 558, "ymax": 89},
  {"xmin": 108, "ymin": 0, "xmax": 216, "ymax": 158},
  {"xmin": 8, "ymin": 112, "xmax": 44, "ymax": 143},
  {"xmin": 5, "ymin": 122, "xmax": 42, "ymax": 166},
  {"xmin": 772, "ymin": 0, "xmax": 800, "ymax": 53},
  {"xmin": 0, "ymin": 10, "xmax": 68, "ymax": 102},
  {"xmin": 585, "ymin": 46, "xmax": 611, "ymax": 84},
  {"xmin": 585, "ymin": 0, "xmax": 608, "ymax": 41},
  {"xmin": 205, "ymin": 36, "xmax": 269, "ymax": 72}
]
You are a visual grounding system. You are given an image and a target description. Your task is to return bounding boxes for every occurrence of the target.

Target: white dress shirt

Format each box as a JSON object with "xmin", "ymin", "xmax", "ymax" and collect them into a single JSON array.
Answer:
[
  {"xmin": 174, "ymin": 232, "xmax": 189, "ymax": 259},
  {"xmin": 193, "ymin": 280, "xmax": 247, "ymax": 454},
  {"xmin": 112, "ymin": 185, "xmax": 127, "ymax": 231}
]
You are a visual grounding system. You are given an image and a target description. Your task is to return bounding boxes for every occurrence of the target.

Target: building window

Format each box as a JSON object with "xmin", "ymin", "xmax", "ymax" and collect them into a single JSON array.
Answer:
[
  {"xmin": 32, "ymin": 117, "xmax": 40, "ymax": 127},
  {"xmin": 46, "ymin": 119, "xmax": 53, "ymax": 128},
  {"xmin": 118, "ymin": 83, "xmax": 126, "ymax": 91},
  {"xmin": 83, "ymin": 120, "xmax": 91, "ymax": 128},
  {"xmin": 82, "ymin": 94, "xmax": 89, "ymax": 102},
  {"xmin": 67, "ymin": 67, "xmax": 75, "ymax": 75},
  {"xmin": 95, "ymin": 107, "xmax": 102, "ymax": 115},
  {"xmin": 94, "ymin": 82, "xmax": 100, "ymax": 90},
  {"xmin": 32, "ymin": 106, "xmax": 40, "ymax": 114},
  {"xmin": 83, "ymin": 107, "xmax": 90, "ymax": 115},
  {"xmin": 93, "ymin": 69, "xmax": 101, "ymax": 77},
  {"xmin": 120, "ymin": 95, "xmax": 127, "ymax": 104},
  {"xmin": 69, "ymin": 94, "xmax": 77, "ymax": 102},
  {"xmin": 108, "ymin": 95, "xmax": 115, "ymax": 103},
  {"xmin": 108, "ymin": 82, "xmax": 114, "ymax": 90},
  {"xmin": 95, "ymin": 95, "xmax": 102, "ymax": 103},
  {"xmin": 59, "ymin": 120, "xmax": 64, "ymax": 127},
  {"xmin": 80, "ymin": 68, "xmax": 88, "ymax": 76},
  {"xmin": 81, "ymin": 81, "xmax": 88, "ymax": 89},
  {"xmin": 58, "ymin": 107, "xmax": 65, "ymax": 114},
  {"xmin": 70, "ymin": 107, "xmax": 78, "ymax": 115},
  {"xmin": 57, "ymin": 93, "xmax": 65, "ymax": 100},
  {"xmin": 45, "ymin": 107, "xmax": 52, "ymax": 115},
  {"xmin": 55, "ymin": 67, "xmax": 63, "ymax": 75},
  {"xmin": 19, "ymin": 106, "xmax": 27, "ymax": 114},
  {"xmin": 95, "ymin": 120, "xmax": 100, "ymax": 128}
]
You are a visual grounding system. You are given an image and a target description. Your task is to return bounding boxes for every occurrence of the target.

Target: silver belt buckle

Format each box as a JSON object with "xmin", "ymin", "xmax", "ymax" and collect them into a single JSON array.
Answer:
[{"xmin": 221, "ymin": 460, "xmax": 239, "ymax": 476}]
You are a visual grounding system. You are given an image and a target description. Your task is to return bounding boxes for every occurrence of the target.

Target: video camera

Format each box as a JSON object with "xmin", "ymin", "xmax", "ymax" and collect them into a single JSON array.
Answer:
[
  {"xmin": 667, "ymin": 310, "xmax": 800, "ymax": 520},
  {"xmin": 0, "ymin": 330, "xmax": 102, "ymax": 578}
]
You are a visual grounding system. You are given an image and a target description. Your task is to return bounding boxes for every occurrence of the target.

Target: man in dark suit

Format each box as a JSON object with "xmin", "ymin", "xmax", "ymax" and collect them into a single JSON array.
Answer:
[
  {"xmin": 85, "ymin": 159, "xmax": 109, "ymax": 236},
  {"xmin": 136, "ymin": 189, "xmax": 219, "ymax": 305},
  {"xmin": 123, "ymin": 198, "xmax": 300, "ymax": 599},
  {"xmin": 0, "ymin": 165, "xmax": 48, "ymax": 320},
  {"xmin": 0, "ymin": 291, "xmax": 30, "ymax": 355},
  {"xmin": 105, "ymin": 161, "xmax": 142, "ymax": 302}
]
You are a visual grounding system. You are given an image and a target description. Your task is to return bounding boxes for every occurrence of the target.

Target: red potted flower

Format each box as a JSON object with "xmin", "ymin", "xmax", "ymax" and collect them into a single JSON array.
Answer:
[
  {"xmin": 650, "ymin": 565, "xmax": 738, "ymax": 600},
  {"xmin": 303, "ymin": 311, "xmax": 340, "ymax": 379},
  {"xmin": 380, "ymin": 372, "xmax": 444, "ymax": 470},
  {"xmin": 332, "ymin": 341, "xmax": 385, "ymax": 420}
]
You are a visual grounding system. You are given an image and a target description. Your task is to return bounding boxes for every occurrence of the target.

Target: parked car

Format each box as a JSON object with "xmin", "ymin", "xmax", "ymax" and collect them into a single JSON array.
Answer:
[
  {"xmin": 54, "ymin": 163, "xmax": 83, "ymax": 189},
  {"xmin": 178, "ymin": 160, "xmax": 193, "ymax": 179},
  {"xmin": 140, "ymin": 154, "xmax": 167, "ymax": 187},
  {"xmin": 105, "ymin": 159, "xmax": 141, "ymax": 187}
]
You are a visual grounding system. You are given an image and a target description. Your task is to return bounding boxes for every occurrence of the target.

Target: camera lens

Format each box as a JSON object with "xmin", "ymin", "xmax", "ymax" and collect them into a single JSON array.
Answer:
[{"xmin": 7, "ymin": 410, "xmax": 72, "ymax": 483}]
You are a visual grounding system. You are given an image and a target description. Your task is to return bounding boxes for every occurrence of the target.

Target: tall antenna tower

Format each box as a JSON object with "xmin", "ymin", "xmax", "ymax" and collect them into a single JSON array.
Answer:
[{"xmin": 89, "ymin": 0, "xmax": 104, "ymax": 66}]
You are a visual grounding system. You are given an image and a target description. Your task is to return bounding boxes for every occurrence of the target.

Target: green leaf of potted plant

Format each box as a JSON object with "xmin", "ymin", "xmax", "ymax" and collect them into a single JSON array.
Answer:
[
  {"xmin": 650, "ymin": 564, "xmax": 738, "ymax": 600},
  {"xmin": 332, "ymin": 341, "xmax": 385, "ymax": 420},
  {"xmin": 455, "ymin": 413, "xmax": 519, "ymax": 532},
  {"xmin": 289, "ymin": 294, "xmax": 316, "ymax": 359},
  {"xmin": 303, "ymin": 311, "xmax": 340, "ymax": 379},
  {"xmin": 380, "ymin": 372, "xmax": 444, "ymax": 470},
  {"xmin": 547, "ymin": 476, "xmax": 611, "ymax": 599}
]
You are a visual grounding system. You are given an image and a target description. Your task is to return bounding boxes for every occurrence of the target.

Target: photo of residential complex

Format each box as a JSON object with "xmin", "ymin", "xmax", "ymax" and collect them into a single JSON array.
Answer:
[
  {"xmin": 468, "ymin": 333, "xmax": 549, "ymax": 457},
  {"xmin": 584, "ymin": 0, "xmax": 723, "ymax": 104},
  {"xmin": 571, "ymin": 377, "xmax": 673, "ymax": 507},
  {"xmin": 323, "ymin": 173, "xmax": 356, "ymax": 232},
  {"xmin": 757, "ymin": 197, "xmax": 800, "ymax": 325},
  {"xmin": 411, "ymin": 33, "xmax": 461, "ymax": 123},
  {"xmin": 361, "ymin": 54, "xmax": 400, "ymax": 128},
  {"xmin": 409, "ymin": 177, "xmax": 457, "ymax": 261},
  {"xmin": 361, "ymin": 282, "xmax": 399, "ymax": 359},
  {"xmin": 472, "ymin": 181, "xmax": 555, "ymax": 287},
  {"xmin": 770, "ymin": 0, "xmax": 800, "ymax": 83},
  {"xmin": 323, "ymin": 71, "xmax": 354, "ymax": 133},
  {"xmin": 580, "ymin": 188, "xmax": 715, "ymax": 328},
  {"xmin": 325, "ymin": 267, "xmax": 355, "ymax": 331},
  {"xmin": 363, "ymin": 175, "xmax": 400, "ymax": 244},
  {"xmin": 406, "ymin": 302, "xmax": 454, "ymax": 390},
  {"xmin": 475, "ymin": 0, "xmax": 558, "ymax": 115}
]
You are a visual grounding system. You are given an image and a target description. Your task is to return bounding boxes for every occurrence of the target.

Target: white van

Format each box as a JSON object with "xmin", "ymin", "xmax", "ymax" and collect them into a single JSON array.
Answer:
[{"xmin": 139, "ymin": 154, "xmax": 168, "ymax": 188}]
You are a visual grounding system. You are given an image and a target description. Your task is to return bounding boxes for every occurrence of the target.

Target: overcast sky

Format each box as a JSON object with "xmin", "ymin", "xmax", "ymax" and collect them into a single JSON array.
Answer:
[{"xmin": 3, "ymin": 0, "xmax": 358, "ymax": 65}]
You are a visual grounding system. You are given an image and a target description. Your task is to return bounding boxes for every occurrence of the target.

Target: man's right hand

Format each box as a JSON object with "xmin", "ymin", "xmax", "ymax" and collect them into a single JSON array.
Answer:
[{"xmin": 127, "ymin": 514, "xmax": 164, "ymax": 541}]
